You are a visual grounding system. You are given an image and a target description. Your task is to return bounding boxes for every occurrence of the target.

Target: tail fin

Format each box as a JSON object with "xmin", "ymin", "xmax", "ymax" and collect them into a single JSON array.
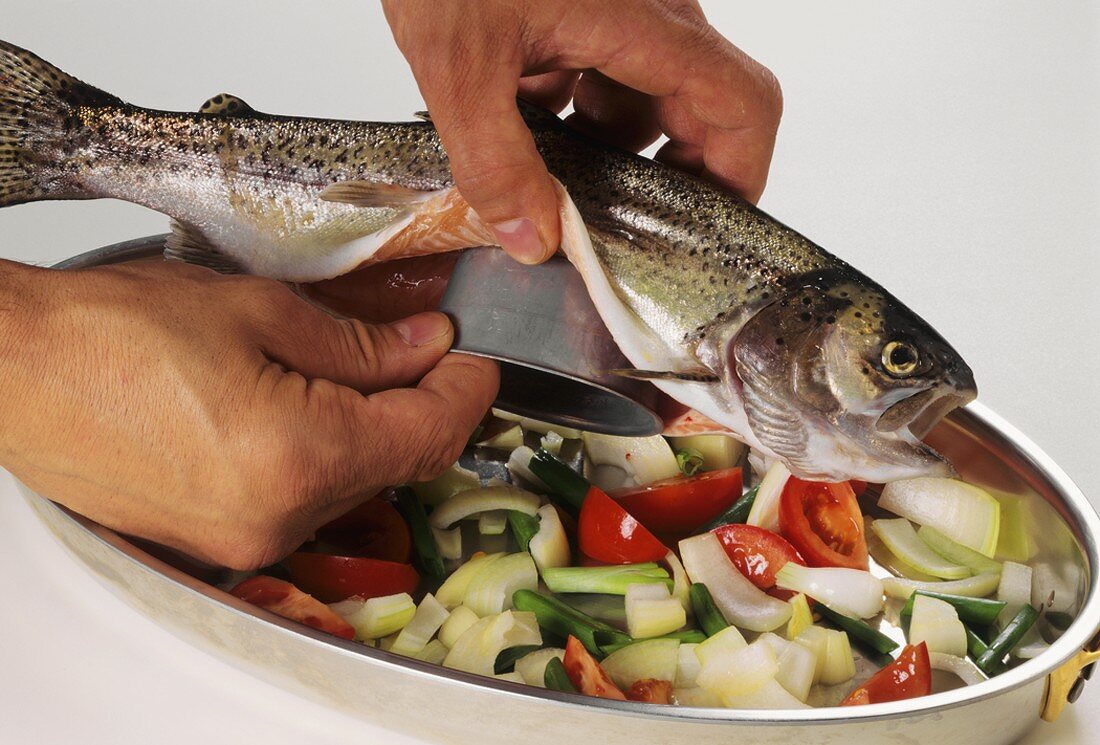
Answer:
[{"xmin": 0, "ymin": 40, "xmax": 122, "ymax": 207}]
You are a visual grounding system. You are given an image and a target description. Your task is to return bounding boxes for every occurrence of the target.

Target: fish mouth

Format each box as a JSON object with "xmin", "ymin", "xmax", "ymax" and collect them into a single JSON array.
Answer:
[{"xmin": 877, "ymin": 388, "xmax": 973, "ymax": 438}]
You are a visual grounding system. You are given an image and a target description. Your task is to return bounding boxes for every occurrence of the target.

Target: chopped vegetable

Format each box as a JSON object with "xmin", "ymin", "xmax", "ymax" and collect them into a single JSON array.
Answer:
[
  {"xmin": 882, "ymin": 572, "xmax": 1002, "ymax": 600},
  {"xmin": 908, "ymin": 595, "xmax": 967, "ymax": 657},
  {"xmin": 996, "ymin": 561, "xmax": 1033, "ymax": 626},
  {"xmin": 786, "ymin": 593, "xmax": 813, "ymax": 641},
  {"xmin": 975, "ymin": 605, "xmax": 1041, "ymax": 676},
  {"xmin": 477, "ymin": 423, "xmax": 524, "ymax": 450},
  {"xmin": 506, "ymin": 510, "xmax": 540, "ymax": 552},
  {"xmin": 341, "ymin": 592, "xmax": 416, "ymax": 639},
  {"xmin": 512, "ymin": 589, "xmax": 629, "ymax": 656},
  {"xmin": 562, "ymin": 635, "xmax": 627, "ymax": 699},
  {"xmin": 624, "ymin": 583, "xmax": 687, "ymax": 639},
  {"xmin": 819, "ymin": 628, "xmax": 857, "ymax": 685},
  {"xmin": 694, "ymin": 625, "xmax": 748, "ymax": 667},
  {"xmin": 579, "ymin": 488, "xmax": 669, "ymax": 564},
  {"xmin": 515, "ymin": 647, "xmax": 565, "ymax": 687},
  {"xmin": 393, "ymin": 487, "xmax": 445, "ymax": 579},
  {"xmin": 713, "ymin": 523, "xmax": 805, "ymax": 592},
  {"xmin": 491, "ymin": 408, "xmax": 582, "ymax": 439},
  {"xmin": 390, "ymin": 593, "xmax": 450, "ymax": 656},
  {"xmin": 778, "ymin": 479, "xmax": 868, "ymax": 570},
  {"xmin": 841, "ymin": 643, "xmax": 931, "ymax": 705},
  {"xmin": 581, "ymin": 432, "xmax": 681, "ymax": 486},
  {"xmin": 689, "ymin": 583, "xmax": 729, "ymax": 637},
  {"xmin": 540, "ymin": 430, "xmax": 565, "ymax": 456},
  {"xmin": 542, "ymin": 563, "xmax": 671, "ymax": 596},
  {"xmin": 696, "ymin": 638, "xmax": 778, "ymax": 699},
  {"xmin": 672, "ymin": 686, "xmax": 723, "ymax": 707},
  {"xmin": 543, "ymin": 656, "xmax": 578, "ymax": 692},
  {"xmin": 528, "ymin": 447, "xmax": 590, "ymax": 512},
  {"xmin": 757, "ymin": 632, "xmax": 817, "ymax": 702},
  {"xmin": 774, "ymin": 563, "xmax": 884, "ymax": 619},
  {"xmin": 435, "ymin": 552, "xmax": 504, "ymax": 608},
  {"xmin": 600, "ymin": 637, "xmax": 680, "ymax": 689},
  {"xmin": 994, "ymin": 494, "xmax": 1038, "ymax": 562},
  {"xmin": 813, "ymin": 603, "xmax": 899, "ymax": 655},
  {"xmin": 679, "ymin": 532, "xmax": 792, "ymax": 632},
  {"xmin": 663, "ymin": 550, "xmax": 692, "ymax": 616},
  {"xmin": 900, "ymin": 591, "xmax": 1007, "ymax": 626},
  {"xmin": 413, "ymin": 639, "xmax": 449, "ymax": 665},
  {"xmin": 463, "ymin": 552, "xmax": 538, "ymax": 616},
  {"xmin": 437, "ymin": 604, "xmax": 480, "ymax": 648},
  {"xmin": 597, "ymin": 630, "xmax": 705, "ymax": 656},
  {"xmin": 746, "ymin": 460, "xmax": 791, "ymax": 532},
  {"xmin": 871, "ymin": 519, "xmax": 970, "ymax": 579},
  {"xmin": 494, "ymin": 644, "xmax": 544, "ymax": 674},
  {"xmin": 230, "ymin": 576, "xmax": 355, "ymax": 640},
  {"xmin": 917, "ymin": 525, "xmax": 1003, "ymax": 575},
  {"xmin": 431, "ymin": 525, "xmax": 462, "ymax": 561},
  {"xmin": 675, "ymin": 643, "xmax": 702, "ymax": 688},
  {"xmin": 928, "ymin": 652, "xmax": 986, "ymax": 686},
  {"xmin": 528, "ymin": 504, "xmax": 571, "ymax": 572},
  {"xmin": 668, "ymin": 434, "xmax": 745, "ymax": 472},
  {"xmin": 675, "ymin": 447, "xmax": 705, "ymax": 476},
  {"xmin": 443, "ymin": 610, "xmax": 543, "ymax": 676},
  {"xmin": 410, "ymin": 464, "xmax": 480, "ymax": 507},
  {"xmin": 611, "ymin": 468, "xmax": 743, "ymax": 538},
  {"xmin": 867, "ymin": 534, "xmax": 938, "ymax": 582},
  {"xmin": 878, "ymin": 478, "xmax": 1000, "ymax": 558},
  {"xmin": 287, "ymin": 553, "xmax": 419, "ymax": 603},
  {"xmin": 428, "ymin": 486, "xmax": 540, "ymax": 530},
  {"xmin": 697, "ymin": 485, "xmax": 759, "ymax": 531},
  {"xmin": 721, "ymin": 679, "xmax": 811, "ymax": 709},
  {"xmin": 478, "ymin": 510, "xmax": 508, "ymax": 535}
]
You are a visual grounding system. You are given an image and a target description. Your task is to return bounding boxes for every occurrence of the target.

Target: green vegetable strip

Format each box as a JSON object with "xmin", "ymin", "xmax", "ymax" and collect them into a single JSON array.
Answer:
[
  {"xmin": 506, "ymin": 510, "xmax": 541, "ymax": 552},
  {"xmin": 697, "ymin": 485, "xmax": 759, "ymax": 532},
  {"xmin": 393, "ymin": 486, "xmax": 446, "ymax": 579},
  {"xmin": 814, "ymin": 603, "xmax": 900, "ymax": 655},
  {"xmin": 597, "ymin": 629, "xmax": 707, "ymax": 656},
  {"xmin": 900, "ymin": 590, "xmax": 1007, "ymax": 627},
  {"xmin": 512, "ymin": 589, "xmax": 629, "ymax": 656},
  {"xmin": 689, "ymin": 583, "xmax": 730, "ymax": 637},
  {"xmin": 493, "ymin": 644, "xmax": 544, "ymax": 674},
  {"xmin": 529, "ymin": 448, "xmax": 590, "ymax": 513},
  {"xmin": 676, "ymin": 448, "xmax": 705, "ymax": 476},
  {"xmin": 965, "ymin": 625, "xmax": 992, "ymax": 662},
  {"xmin": 542, "ymin": 564, "xmax": 671, "ymax": 595},
  {"xmin": 975, "ymin": 605, "xmax": 1041, "ymax": 675},
  {"xmin": 544, "ymin": 657, "xmax": 578, "ymax": 693}
]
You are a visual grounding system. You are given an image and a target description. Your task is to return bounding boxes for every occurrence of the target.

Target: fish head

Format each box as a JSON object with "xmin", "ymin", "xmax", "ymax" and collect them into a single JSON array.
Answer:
[{"xmin": 728, "ymin": 269, "xmax": 976, "ymax": 482}]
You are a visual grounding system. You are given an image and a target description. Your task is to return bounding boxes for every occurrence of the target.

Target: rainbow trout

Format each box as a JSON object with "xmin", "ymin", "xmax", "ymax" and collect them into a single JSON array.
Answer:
[{"xmin": 0, "ymin": 41, "xmax": 976, "ymax": 481}]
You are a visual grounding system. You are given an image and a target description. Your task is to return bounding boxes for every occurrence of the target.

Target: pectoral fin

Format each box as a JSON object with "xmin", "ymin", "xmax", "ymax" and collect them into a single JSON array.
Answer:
[
  {"xmin": 164, "ymin": 219, "xmax": 243, "ymax": 274},
  {"xmin": 319, "ymin": 180, "xmax": 435, "ymax": 209}
]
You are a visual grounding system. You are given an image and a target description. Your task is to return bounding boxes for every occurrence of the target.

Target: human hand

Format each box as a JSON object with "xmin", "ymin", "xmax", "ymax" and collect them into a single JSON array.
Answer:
[
  {"xmin": 382, "ymin": 0, "xmax": 783, "ymax": 264},
  {"xmin": 0, "ymin": 259, "xmax": 498, "ymax": 569}
]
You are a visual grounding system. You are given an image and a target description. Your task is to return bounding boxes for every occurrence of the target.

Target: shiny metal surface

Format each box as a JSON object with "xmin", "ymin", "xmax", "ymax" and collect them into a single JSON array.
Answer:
[
  {"xmin": 438, "ymin": 247, "xmax": 663, "ymax": 437},
  {"xmin": 24, "ymin": 236, "xmax": 1100, "ymax": 745}
]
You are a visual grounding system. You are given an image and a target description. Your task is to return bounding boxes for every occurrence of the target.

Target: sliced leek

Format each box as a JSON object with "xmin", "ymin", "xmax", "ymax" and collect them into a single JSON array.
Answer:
[
  {"xmin": 871, "ymin": 518, "xmax": 970, "ymax": 579},
  {"xmin": 879, "ymin": 478, "xmax": 1000, "ymax": 557},
  {"xmin": 429, "ymin": 486, "xmax": 541, "ymax": 530}
]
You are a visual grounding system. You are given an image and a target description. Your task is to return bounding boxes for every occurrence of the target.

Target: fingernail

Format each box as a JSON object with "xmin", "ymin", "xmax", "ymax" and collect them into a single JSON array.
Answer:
[
  {"xmin": 393, "ymin": 312, "xmax": 452, "ymax": 347},
  {"xmin": 492, "ymin": 217, "xmax": 548, "ymax": 265}
]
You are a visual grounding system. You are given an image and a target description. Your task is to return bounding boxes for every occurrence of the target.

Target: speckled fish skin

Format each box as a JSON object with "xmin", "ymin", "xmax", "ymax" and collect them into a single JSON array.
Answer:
[{"xmin": 0, "ymin": 40, "xmax": 977, "ymax": 481}]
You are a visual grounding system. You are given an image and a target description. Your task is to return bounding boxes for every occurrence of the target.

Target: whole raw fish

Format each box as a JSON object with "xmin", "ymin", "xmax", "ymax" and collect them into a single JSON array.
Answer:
[{"xmin": 0, "ymin": 41, "xmax": 976, "ymax": 481}]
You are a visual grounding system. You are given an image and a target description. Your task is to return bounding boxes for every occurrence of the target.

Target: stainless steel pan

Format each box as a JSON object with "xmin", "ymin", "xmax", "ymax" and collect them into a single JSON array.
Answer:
[{"xmin": 21, "ymin": 236, "xmax": 1100, "ymax": 745}]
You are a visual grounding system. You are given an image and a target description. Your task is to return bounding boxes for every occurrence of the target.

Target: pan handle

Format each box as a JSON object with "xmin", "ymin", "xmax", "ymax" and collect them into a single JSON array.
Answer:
[{"xmin": 1041, "ymin": 629, "xmax": 1100, "ymax": 722}]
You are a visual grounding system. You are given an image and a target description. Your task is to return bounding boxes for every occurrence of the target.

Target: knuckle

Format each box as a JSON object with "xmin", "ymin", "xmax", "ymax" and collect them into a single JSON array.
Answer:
[{"xmin": 408, "ymin": 412, "xmax": 465, "ymax": 482}]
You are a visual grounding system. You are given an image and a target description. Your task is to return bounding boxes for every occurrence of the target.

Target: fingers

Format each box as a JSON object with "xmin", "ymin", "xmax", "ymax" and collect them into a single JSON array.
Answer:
[
  {"xmin": 301, "ymin": 253, "xmax": 458, "ymax": 324},
  {"xmin": 564, "ymin": 71, "xmax": 661, "ymax": 153},
  {"xmin": 258, "ymin": 287, "xmax": 455, "ymax": 394},
  {"xmin": 518, "ymin": 70, "xmax": 580, "ymax": 113}
]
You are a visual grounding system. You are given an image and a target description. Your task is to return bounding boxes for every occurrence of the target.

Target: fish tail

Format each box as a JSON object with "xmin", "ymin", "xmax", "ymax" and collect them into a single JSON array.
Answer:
[{"xmin": 0, "ymin": 40, "xmax": 123, "ymax": 207}]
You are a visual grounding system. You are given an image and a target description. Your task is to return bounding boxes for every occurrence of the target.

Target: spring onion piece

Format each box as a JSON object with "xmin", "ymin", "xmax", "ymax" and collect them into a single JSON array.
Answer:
[
  {"xmin": 814, "ymin": 603, "xmax": 899, "ymax": 654},
  {"xmin": 882, "ymin": 571, "xmax": 1002, "ymax": 600},
  {"xmin": 792, "ymin": 626, "xmax": 829, "ymax": 683},
  {"xmin": 540, "ymin": 430, "xmax": 565, "ymax": 456},
  {"xmin": 394, "ymin": 486, "xmax": 446, "ymax": 579},
  {"xmin": 528, "ymin": 447, "xmax": 589, "ymax": 513},
  {"xmin": 917, "ymin": 525, "xmax": 1003, "ymax": 576},
  {"xmin": 410, "ymin": 463, "xmax": 480, "ymax": 507},
  {"xmin": 721, "ymin": 679, "xmax": 811, "ymax": 710},
  {"xmin": 679, "ymin": 532, "xmax": 792, "ymax": 632},
  {"xmin": 908, "ymin": 595, "xmax": 967, "ymax": 657},
  {"xmin": 669, "ymin": 434, "xmax": 745, "ymax": 472},
  {"xmin": 600, "ymin": 637, "xmax": 681, "ymax": 689},
  {"xmin": 929, "ymin": 652, "xmax": 986, "ymax": 685},
  {"xmin": 492, "ymin": 408, "xmax": 583, "ymax": 439},
  {"xmin": 900, "ymin": 591, "xmax": 1007, "ymax": 626},
  {"xmin": 746, "ymin": 460, "xmax": 790, "ymax": 532},
  {"xmin": 438, "ymin": 605, "xmax": 480, "ymax": 648},
  {"xmin": 624, "ymin": 583, "xmax": 687, "ymax": 639},
  {"xmin": 696, "ymin": 639, "xmax": 778, "ymax": 699},
  {"xmin": 757, "ymin": 632, "xmax": 818, "ymax": 702},
  {"xmin": 477, "ymin": 424, "xmax": 524, "ymax": 450},
  {"xmin": 581, "ymin": 432, "xmax": 681, "ymax": 486},
  {"xmin": 786, "ymin": 593, "xmax": 814, "ymax": 641},
  {"xmin": 543, "ymin": 656, "xmax": 578, "ymax": 692},
  {"xmin": 965, "ymin": 625, "xmax": 992, "ymax": 661},
  {"xmin": 559, "ymin": 593, "xmax": 626, "ymax": 626},
  {"xmin": 697, "ymin": 485, "xmax": 759, "ymax": 531},
  {"xmin": 479, "ymin": 510, "xmax": 508, "ymax": 535},
  {"xmin": 996, "ymin": 561, "xmax": 1033, "ymax": 625},
  {"xmin": 429, "ymin": 486, "xmax": 540, "ymax": 530},
  {"xmin": 414, "ymin": 639, "xmax": 449, "ymax": 665},
  {"xmin": 689, "ymin": 583, "xmax": 729, "ymax": 637},
  {"xmin": 694, "ymin": 625, "xmax": 748, "ymax": 667},
  {"xmin": 436, "ymin": 553, "xmax": 505, "ymax": 608},
  {"xmin": 675, "ymin": 643, "xmax": 702, "ymax": 688},
  {"xmin": 512, "ymin": 589, "xmax": 629, "ymax": 656},
  {"xmin": 664, "ymin": 550, "xmax": 692, "ymax": 617},
  {"xmin": 443, "ymin": 610, "xmax": 543, "ymax": 676},
  {"xmin": 390, "ymin": 593, "xmax": 450, "ymax": 656},
  {"xmin": 507, "ymin": 446, "xmax": 543, "ymax": 487},
  {"xmin": 431, "ymin": 525, "xmax": 462, "ymax": 561},
  {"xmin": 515, "ymin": 647, "xmax": 565, "ymax": 687},
  {"xmin": 342, "ymin": 592, "xmax": 416, "ymax": 640},
  {"xmin": 541, "ymin": 563, "xmax": 671, "ymax": 596},
  {"xmin": 597, "ymin": 630, "xmax": 706, "ymax": 656},
  {"xmin": 464, "ymin": 552, "xmax": 538, "ymax": 616},
  {"xmin": 675, "ymin": 447, "xmax": 705, "ymax": 476},
  {"xmin": 528, "ymin": 504, "xmax": 570, "ymax": 572},
  {"xmin": 774, "ymin": 563, "xmax": 884, "ymax": 619},
  {"xmin": 975, "ymin": 605, "xmax": 1041, "ymax": 675},
  {"xmin": 819, "ymin": 628, "xmax": 857, "ymax": 685},
  {"xmin": 867, "ymin": 534, "xmax": 939, "ymax": 582},
  {"xmin": 506, "ymin": 510, "xmax": 541, "ymax": 552},
  {"xmin": 494, "ymin": 644, "xmax": 544, "ymax": 674},
  {"xmin": 878, "ymin": 478, "xmax": 1001, "ymax": 557},
  {"xmin": 871, "ymin": 519, "xmax": 970, "ymax": 579}
]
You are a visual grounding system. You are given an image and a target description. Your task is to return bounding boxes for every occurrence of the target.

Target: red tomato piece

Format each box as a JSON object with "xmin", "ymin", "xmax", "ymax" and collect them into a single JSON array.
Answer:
[
  {"xmin": 626, "ymin": 679, "xmax": 674, "ymax": 704},
  {"xmin": 778, "ymin": 478, "xmax": 869, "ymax": 570},
  {"xmin": 314, "ymin": 498, "xmax": 412, "ymax": 563},
  {"xmin": 578, "ymin": 487, "xmax": 669, "ymax": 565},
  {"xmin": 229, "ymin": 575, "xmax": 354, "ymax": 640},
  {"xmin": 287, "ymin": 553, "xmax": 419, "ymax": 603},
  {"xmin": 562, "ymin": 635, "xmax": 627, "ymax": 700},
  {"xmin": 850, "ymin": 480, "xmax": 869, "ymax": 497},
  {"xmin": 612, "ymin": 468, "xmax": 743, "ymax": 538},
  {"xmin": 713, "ymin": 524, "xmax": 806, "ymax": 591},
  {"xmin": 841, "ymin": 643, "xmax": 932, "ymax": 705}
]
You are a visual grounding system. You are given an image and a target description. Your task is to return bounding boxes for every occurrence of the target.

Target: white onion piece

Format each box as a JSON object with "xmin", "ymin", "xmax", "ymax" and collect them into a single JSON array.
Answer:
[
  {"xmin": 929, "ymin": 652, "xmax": 986, "ymax": 685},
  {"xmin": 581, "ymin": 432, "xmax": 680, "ymax": 485},
  {"xmin": 882, "ymin": 572, "xmax": 1002, "ymax": 600},
  {"xmin": 746, "ymin": 460, "xmax": 790, "ymax": 532},
  {"xmin": 428, "ymin": 486, "xmax": 540, "ymax": 529},
  {"xmin": 774, "ymin": 564, "xmax": 884, "ymax": 619}
]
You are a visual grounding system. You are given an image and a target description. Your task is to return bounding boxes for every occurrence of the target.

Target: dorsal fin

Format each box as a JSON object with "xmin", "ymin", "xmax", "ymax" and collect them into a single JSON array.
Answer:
[
  {"xmin": 319, "ymin": 180, "xmax": 435, "ymax": 208},
  {"xmin": 198, "ymin": 93, "xmax": 257, "ymax": 116},
  {"xmin": 164, "ymin": 219, "xmax": 243, "ymax": 274}
]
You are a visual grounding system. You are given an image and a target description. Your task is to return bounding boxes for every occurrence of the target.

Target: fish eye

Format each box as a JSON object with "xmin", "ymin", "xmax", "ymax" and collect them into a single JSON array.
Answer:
[{"xmin": 882, "ymin": 340, "xmax": 919, "ymax": 377}]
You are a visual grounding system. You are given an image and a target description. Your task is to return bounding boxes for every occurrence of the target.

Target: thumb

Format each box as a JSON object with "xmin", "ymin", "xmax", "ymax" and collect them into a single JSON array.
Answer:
[
  {"xmin": 412, "ymin": 61, "xmax": 560, "ymax": 264},
  {"xmin": 262, "ymin": 296, "xmax": 455, "ymax": 394}
]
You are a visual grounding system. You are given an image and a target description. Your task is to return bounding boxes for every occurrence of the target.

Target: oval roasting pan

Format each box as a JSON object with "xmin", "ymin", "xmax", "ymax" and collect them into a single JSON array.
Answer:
[{"xmin": 20, "ymin": 236, "xmax": 1100, "ymax": 745}]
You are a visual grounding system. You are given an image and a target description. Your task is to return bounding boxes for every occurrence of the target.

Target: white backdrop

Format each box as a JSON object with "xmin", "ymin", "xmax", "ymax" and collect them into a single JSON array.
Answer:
[{"xmin": 0, "ymin": 2, "xmax": 1096, "ymax": 744}]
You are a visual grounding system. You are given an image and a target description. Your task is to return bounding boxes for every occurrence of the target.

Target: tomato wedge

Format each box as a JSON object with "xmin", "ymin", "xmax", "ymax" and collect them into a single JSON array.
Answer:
[
  {"xmin": 313, "ymin": 498, "xmax": 412, "ymax": 563},
  {"xmin": 562, "ymin": 635, "xmax": 626, "ymax": 700},
  {"xmin": 778, "ymin": 478, "xmax": 869, "ymax": 569},
  {"xmin": 229, "ymin": 576, "xmax": 354, "ymax": 639},
  {"xmin": 578, "ymin": 487, "xmax": 669, "ymax": 564},
  {"xmin": 287, "ymin": 553, "xmax": 419, "ymax": 603},
  {"xmin": 611, "ymin": 468, "xmax": 742, "ymax": 538},
  {"xmin": 713, "ymin": 524, "xmax": 806, "ymax": 593},
  {"xmin": 626, "ymin": 679, "xmax": 674, "ymax": 704},
  {"xmin": 841, "ymin": 643, "xmax": 932, "ymax": 705}
]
